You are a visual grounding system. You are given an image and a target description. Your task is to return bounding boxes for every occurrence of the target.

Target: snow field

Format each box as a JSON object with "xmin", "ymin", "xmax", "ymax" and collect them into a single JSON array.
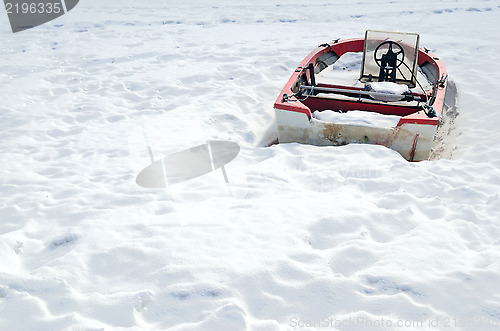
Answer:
[{"xmin": 1, "ymin": 0, "xmax": 500, "ymax": 330}]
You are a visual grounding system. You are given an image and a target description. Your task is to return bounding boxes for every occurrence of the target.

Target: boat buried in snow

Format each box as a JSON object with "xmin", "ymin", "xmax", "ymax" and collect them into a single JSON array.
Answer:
[{"xmin": 274, "ymin": 30, "xmax": 448, "ymax": 161}]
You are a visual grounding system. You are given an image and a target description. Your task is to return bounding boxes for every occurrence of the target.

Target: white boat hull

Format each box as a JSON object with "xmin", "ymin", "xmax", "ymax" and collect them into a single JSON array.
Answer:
[{"xmin": 275, "ymin": 108, "xmax": 437, "ymax": 161}]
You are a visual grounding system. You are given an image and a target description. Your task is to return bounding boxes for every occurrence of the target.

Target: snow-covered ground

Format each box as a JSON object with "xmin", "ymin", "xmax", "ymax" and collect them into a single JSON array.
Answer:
[{"xmin": 1, "ymin": 0, "xmax": 500, "ymax": 330}]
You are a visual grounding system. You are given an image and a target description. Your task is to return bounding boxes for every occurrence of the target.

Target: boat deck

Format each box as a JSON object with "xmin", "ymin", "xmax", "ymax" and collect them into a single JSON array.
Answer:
[{"xmin": 312, "ymin": 51, "xmax": 433, "ymax": 110}]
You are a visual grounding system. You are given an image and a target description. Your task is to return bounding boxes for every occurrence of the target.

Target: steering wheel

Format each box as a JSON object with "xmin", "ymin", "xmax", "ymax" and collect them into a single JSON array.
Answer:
[{"xmin": 374, "ymin": 41, "xmax": 405, "ymax": 69}]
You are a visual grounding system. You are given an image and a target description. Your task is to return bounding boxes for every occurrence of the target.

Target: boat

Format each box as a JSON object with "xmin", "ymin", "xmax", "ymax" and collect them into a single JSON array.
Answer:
[{"xmin": 273, "ymin": 30, "xmax": 449, "ymax": 161}]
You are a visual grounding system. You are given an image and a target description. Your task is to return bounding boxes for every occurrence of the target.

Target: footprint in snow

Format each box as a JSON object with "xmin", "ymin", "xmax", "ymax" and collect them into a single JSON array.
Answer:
[
  {"xmin": 0, "ymin": 286, "xmax": 7, "ymax": 298},
  {"xmin": 13, "ymin": 241, "xmax": 23, "ymax": 254},
  {"xmin": 50, "ymin": 233, "xmax": 78, "ymax": 249},
  {"xmin": 135, "ymin": 291, "xmax": 153, "ymax": 312},
  {"xmin": 362, "ymin": 275, "xmax": 423, "ymax": 297}
]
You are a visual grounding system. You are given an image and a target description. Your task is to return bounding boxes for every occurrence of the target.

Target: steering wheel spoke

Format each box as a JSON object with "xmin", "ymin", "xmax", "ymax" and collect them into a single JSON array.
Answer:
[
  {"xmin": 374, "ymin": 41, "xmax": 405, "ymax": 68},
  {"xmin": 373, "ymin": 41, "xmax": 405, "ymax": 82}
]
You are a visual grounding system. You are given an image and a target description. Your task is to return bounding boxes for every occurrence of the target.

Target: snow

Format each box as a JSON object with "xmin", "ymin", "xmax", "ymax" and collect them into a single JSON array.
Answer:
[
  {"xmin": 316, "ymin": 52, "xmax": 365, "ymax": 88},
  {"xmin": 313, "ymin": 110, "xmax": 402, "ymax": 128},
  {"xmin": 316, "ymin": 51, "xmax": 433, "ymax": 93},
  {"xmin": 367, "ymin": 82, "xmax": 409, "ymax": 101},
  {"xmin": 1, "ymin": 0, "xmax": 500, "ymax": 330}
]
